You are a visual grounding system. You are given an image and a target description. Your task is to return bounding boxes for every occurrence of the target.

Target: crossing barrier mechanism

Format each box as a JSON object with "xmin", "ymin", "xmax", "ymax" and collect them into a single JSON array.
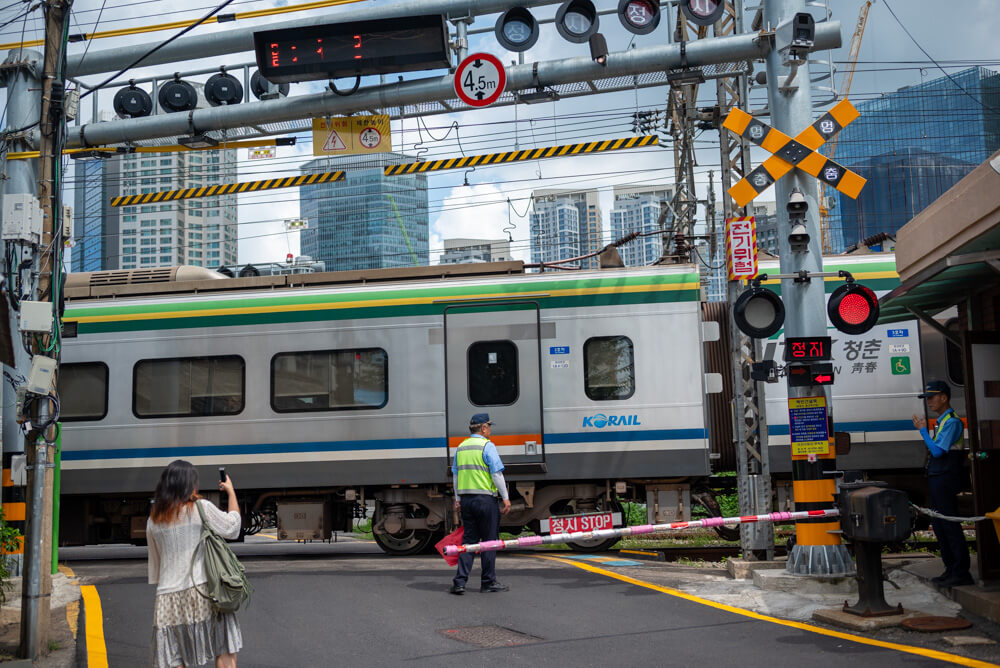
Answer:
[{"xmin": 445, "ymin": 508, "xmax": 841, "ymax": 556}]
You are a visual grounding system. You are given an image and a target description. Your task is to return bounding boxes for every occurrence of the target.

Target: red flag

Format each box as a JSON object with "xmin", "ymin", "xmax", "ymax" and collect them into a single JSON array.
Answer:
[{"xmin": 435, "ymin": 527, "xmax": 464, "ymax": 566}]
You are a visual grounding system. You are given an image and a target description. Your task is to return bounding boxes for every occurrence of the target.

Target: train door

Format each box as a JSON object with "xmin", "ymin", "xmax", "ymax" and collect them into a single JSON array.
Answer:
[{"xmin": 444, "ymin": 302, "xmax": 545, "ymax": 473}]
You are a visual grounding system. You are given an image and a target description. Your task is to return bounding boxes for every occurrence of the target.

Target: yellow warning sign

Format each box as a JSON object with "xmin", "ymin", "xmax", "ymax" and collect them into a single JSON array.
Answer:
[{"xmin": 312, "ymin": 115, "xmax": 391, "ymax": 156}]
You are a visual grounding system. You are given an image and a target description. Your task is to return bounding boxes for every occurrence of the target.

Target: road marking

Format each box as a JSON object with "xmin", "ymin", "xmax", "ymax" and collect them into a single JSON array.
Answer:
[
  {"xmin": 58, "ymin": 565, "xmax": 80, "ymax": 639},
  {"xmin": 528, "ymin": 554, "xmax": 998, "ymax": 668},
  {"xmin": 80, "ymin": 585, "xmax": 109, "ymax": 668}
]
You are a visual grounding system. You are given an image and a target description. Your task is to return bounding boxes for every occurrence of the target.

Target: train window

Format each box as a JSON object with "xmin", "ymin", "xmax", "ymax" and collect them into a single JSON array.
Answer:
[
  {"xmin": 134, "ymin": 356, "xmax": 244, "ymax": 418},
  {"xmin": 58, "ymin": 363, "xmax": 109, "ymax": 421},
  {"xmin": 468, "ymin": 340, "xmax": 519, "ymax": 406},
  {"xmin": 584, "ymin": 336, "xmax": 635, "ymax": 401},
  {"xmin": 271, "ymin": 348, "xmax": 388, "ymax": 412},
  {"xmin": 944, "ymin": 318, "xmax": 964, "ymax": 386}
]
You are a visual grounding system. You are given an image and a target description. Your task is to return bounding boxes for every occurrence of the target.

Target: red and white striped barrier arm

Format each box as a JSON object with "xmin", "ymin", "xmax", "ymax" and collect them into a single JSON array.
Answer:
[{"xmin": 444, "ymin": 509, "xmax": 840, "ymax": 556}]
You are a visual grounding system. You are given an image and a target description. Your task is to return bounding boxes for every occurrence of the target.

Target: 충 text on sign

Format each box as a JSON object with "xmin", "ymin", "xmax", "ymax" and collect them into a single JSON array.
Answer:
[
  {"xmin": 454, "ymin": 52, "xmax": 506, "ymax": 108},
  {"xmin": 726, "ymin": 216, "xmax": 758, "ymax": 280}
]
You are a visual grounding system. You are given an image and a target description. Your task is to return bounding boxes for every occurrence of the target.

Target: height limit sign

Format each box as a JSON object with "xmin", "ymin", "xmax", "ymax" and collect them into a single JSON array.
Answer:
[{"xmin": 454, "ymin": 52, "xmax": 506, "ymax": 108}]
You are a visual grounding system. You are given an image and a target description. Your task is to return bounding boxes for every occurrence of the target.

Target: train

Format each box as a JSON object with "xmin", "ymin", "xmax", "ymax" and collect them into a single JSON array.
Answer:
[{"xmin": 55, "ymin": 253, "xmax": 954, "ymax": 554}]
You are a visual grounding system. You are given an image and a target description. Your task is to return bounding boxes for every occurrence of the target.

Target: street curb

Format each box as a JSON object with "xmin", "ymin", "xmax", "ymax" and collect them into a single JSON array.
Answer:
[{"xmin": 75, "ymin": 592, "xmax": 86, "ymax": 668}]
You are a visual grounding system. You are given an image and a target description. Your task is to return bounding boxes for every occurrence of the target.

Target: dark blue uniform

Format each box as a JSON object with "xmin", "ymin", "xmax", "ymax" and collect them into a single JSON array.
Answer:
[{"xmin": 919, "ymin": 409, "xmax": 970, "ymax": 582}]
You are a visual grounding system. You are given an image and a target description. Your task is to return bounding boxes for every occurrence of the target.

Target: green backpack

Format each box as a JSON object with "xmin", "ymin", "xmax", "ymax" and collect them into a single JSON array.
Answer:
[{"xmin": 190, "ymin": 501, "xmax": 252, "ymax": 614}]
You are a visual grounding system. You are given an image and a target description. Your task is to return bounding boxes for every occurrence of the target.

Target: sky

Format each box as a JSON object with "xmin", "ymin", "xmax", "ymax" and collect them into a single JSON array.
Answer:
[{"xmin": 2, "ymin": 0, "xmax": 997, "ymax": 268}]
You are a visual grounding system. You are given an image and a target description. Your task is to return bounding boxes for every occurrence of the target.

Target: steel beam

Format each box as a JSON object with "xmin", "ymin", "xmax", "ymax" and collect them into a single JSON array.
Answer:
[{"xmin": 54, "ymin": 23, "xmax": 840, "ymax": 149}]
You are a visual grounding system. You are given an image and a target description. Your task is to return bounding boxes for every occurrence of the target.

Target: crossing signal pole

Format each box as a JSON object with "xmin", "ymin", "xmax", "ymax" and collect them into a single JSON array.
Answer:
[{"xmin": 763, "ymin": 0, "xmax": 851, "ymax": 575}]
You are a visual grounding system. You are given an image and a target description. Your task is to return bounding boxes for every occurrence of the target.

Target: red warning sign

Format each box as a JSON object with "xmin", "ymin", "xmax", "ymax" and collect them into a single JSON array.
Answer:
[{"xmin": 454, "ymin": 53, "xmax": 506, "ymax": 108}]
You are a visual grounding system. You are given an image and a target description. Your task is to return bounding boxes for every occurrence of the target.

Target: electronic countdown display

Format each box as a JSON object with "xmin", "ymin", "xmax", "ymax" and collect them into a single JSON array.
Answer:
[{"xmin": 253, "ymin": 14, "xmax": 451, "ymax": 84}]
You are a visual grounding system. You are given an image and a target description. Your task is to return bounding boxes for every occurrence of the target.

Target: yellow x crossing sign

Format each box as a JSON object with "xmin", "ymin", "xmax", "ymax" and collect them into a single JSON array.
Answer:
[{"xmin": 724, "ymin": 99, "xmax": 867, "ymax": 208}]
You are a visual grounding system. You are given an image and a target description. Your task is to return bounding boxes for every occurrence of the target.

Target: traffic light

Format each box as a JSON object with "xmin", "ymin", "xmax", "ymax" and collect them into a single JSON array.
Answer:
[
  {"xmin": 205, "ymin": 71, "xmax": 244, "ymax": 106},
  {"xmin": 495, "ymin": 7, "xmax": 539, "ymax": 52},
  {"xmin": 618, "ymin": 0, "xmax": 660, "ymax": 35},
  {"xmin": 113, "ymin": 83, "xmax": 153, "ymax": 118},
  {"xmin": 827, "ymin": 281, "xmax": 880, "ymax": 335},
  {"xmin": 158, "ymin": 77, "xmax": 198, "ymax": 113},
  {"xmin": 556, "ymin": 0, "xmax": 600, "ymax": 43},
  {"xmin": 679, "ymin": 0, "xmax": 725, "ymax": 27},
  {"xmin": 733, "ymin": 284, "xmax": 785, "ymax": 339}
]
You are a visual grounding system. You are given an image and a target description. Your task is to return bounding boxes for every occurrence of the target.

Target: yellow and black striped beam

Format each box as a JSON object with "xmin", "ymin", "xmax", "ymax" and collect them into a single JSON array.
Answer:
[
  {"xmin": 383, "ymin": 135, "xmax": 658, "ymax": 176},
  {"xmin": 724, "ymin": 99, "xmax": 866, "ymax": 207},
  {"xmin": 110, "ymin": 170, "xmax": 345, "ymax": 208},
  {"xmin": 8, "ymin": 137, "xmax": 294, "ymax": 161}
]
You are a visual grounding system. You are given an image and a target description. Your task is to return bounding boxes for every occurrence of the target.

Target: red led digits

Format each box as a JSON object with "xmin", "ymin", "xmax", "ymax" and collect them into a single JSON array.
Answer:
[
  {"xmin": 316, "ymin": 38, "xmax": 323, "ymax": 59},
  {"xmin": 270, "ymin": 43, "xmax": 279, "ymax": 68},
  {"xmin": 353, "ymin": 34, "xmax": 362, "ymax": 59}
]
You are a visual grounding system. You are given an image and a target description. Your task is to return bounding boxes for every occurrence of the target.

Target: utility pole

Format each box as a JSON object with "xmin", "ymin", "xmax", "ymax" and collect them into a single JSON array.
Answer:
[
  {"xmin": 19, "ymin": 0, "xmax": 71, "ymax": 657},
  {"xmin": 716, "ymin": 0, "xmax": 774, "ymax": 560},
  {"xmin": 764, "ymin": 0, "xmax": 850, "ymax": 575}
]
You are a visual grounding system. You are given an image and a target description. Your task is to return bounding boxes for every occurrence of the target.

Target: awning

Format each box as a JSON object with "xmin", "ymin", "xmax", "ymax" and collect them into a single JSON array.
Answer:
[{"xmin": 878, "ymin": 248, "xmax": 1000, "ymax": 325}]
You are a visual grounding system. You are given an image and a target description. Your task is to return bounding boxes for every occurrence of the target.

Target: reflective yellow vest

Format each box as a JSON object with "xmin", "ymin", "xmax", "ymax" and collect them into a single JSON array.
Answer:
[
  {"xmin": 455, "ymin": 436, "xmax": 497, "ymax": 496},
  {"xmin": 935, "ymin": 410, "xmax": 965, "ymax": 450}
]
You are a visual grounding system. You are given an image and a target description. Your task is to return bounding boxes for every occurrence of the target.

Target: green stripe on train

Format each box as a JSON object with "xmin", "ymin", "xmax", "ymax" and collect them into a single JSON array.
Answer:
[
  {"xmin": 65, "ymin": 272, "xmax": 699, "ymax": 320},
  {"xmin": 73, "ymin": 289, "xmax": 699, "ymax": 334}
]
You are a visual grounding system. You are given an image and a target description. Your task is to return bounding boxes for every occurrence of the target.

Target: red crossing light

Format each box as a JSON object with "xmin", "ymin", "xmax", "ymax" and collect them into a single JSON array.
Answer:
[{"xmin": 827, "ymin": 282, "xmax": 879, "ymax": 335}]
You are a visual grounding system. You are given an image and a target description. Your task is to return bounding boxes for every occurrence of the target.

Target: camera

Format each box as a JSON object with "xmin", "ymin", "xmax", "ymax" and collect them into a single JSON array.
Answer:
[{"xmin": 775, "ymin": 12, "xmax": 815, "ymax": 65}]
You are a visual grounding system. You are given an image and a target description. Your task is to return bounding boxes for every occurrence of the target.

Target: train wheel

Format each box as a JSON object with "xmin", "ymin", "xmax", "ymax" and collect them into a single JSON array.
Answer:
[
  {"xmin": 566, "ymin": 500, "xmax": 624, "ymax": 552},
  {"xmin": 692, "ymin": 488, "xmax": 740, "ymax": 542},
  {"xmin": 373, "ymin": 528, "xmax": 436, "ymax": 556}
]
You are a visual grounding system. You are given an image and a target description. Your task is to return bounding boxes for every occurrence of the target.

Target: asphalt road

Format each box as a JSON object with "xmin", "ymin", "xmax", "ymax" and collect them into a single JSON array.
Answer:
[{"xmin": 65, "ymin": 537, "xmax": 951, "ymax": 668}]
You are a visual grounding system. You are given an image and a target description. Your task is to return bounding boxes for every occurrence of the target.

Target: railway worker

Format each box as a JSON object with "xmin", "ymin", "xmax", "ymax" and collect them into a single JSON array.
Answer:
[
  {"xmin": 911, "ymin": 380, "xmax": 973, "ymax": 588},
  {"xmin": 147, "ymin": 460, "xmax": 243, "ymax": 668},
  {"xmin": 450, "ymin": 412, "xmax": 512, "ymax": 595}
]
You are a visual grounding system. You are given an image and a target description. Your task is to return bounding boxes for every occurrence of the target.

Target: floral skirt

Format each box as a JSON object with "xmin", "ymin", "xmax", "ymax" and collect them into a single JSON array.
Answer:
[{"xmin": 151, "ymin": 586, "xmax": 242, "ymax": 668}]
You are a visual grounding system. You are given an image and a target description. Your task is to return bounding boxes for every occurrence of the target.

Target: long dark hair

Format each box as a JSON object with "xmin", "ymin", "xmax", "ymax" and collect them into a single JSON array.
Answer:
[{"xmin": 150, "ymin": 460, "xmax": 200, "ymax": 524}]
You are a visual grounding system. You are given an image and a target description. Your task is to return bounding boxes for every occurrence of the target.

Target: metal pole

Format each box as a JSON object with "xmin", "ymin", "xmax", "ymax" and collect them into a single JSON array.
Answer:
[
  {"xmin": 54, "ymin": 23, "xmax": 841, "ymax": 149},
  {"xmin": 0, "ymin": 47, "xmax": 43, "ymax": 583},
  {"xmin": 764, "ymin": 0, "xmax": 850, "ymax": 575}
]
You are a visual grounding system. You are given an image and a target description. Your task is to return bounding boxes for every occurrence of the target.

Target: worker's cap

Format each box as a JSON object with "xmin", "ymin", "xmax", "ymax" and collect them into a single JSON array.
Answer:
[
  {"xmin": 470, "ymin": 412, "xmax": 493, "ymax": 426},
  {"xmin": 918, "ymin": 380, "xmax": 951, "ymax": 398}
]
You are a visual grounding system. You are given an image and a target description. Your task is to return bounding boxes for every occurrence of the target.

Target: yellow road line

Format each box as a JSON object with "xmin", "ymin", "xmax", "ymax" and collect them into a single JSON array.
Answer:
[
  {"xmin": 58, "ymin": 565, "xmax": 80, "ymax": 640},
  {"xmin": 528, "ymin": 554, "xmax": 999, "ymax": 668},
  {"xmin": 80, "ymin": 585, "xmax": 109, "ymax": 668}
]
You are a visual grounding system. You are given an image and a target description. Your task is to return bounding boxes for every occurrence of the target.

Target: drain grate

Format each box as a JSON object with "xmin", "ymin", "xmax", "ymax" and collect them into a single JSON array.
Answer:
[{"xmin": 439, "ymin": 625, "xmax": 542, "ymax": 648}]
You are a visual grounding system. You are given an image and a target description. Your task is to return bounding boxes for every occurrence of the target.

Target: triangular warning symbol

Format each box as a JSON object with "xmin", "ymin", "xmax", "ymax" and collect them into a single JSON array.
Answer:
[{"xmin": 323, "ymin": 129, "xmax": 348, "ymax": 152}]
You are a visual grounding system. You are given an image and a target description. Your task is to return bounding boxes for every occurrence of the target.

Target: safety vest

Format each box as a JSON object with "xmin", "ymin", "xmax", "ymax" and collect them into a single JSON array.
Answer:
[
  {"xmin": 455, "ymin": 436, "xmax": 497, "ymax": 496},
  {"xmin": 935, "ymin": 410, "xmax": 965, "ymax": 450}
]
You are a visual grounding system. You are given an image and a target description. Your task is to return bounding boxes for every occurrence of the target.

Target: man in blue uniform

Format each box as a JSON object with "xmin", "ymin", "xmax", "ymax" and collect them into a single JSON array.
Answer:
[
  {"xmin": 912, "ymin": 380, "xmax": 973, "ymax": 587},
  {"xmin": 450, "ymin": 413, "xmax": 511, "ymax": 595}
]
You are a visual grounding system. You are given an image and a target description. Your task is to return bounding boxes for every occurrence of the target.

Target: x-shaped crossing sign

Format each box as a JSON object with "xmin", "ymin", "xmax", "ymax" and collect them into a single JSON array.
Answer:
[{"xmin": 723, "ymin": 99, "xmax": 867, "ymax": 208}]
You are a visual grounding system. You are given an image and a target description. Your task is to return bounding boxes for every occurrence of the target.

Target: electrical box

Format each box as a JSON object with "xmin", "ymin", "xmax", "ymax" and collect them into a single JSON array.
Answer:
[
  {"xmin": 2, "ymin": 194, "xmax": 44, "ymax": 245},
  {"xmin": 64, "ymin": 88, "xmax": 80, "ymax": 121},
  {"xmin": 62, "ymin": 205, "xmax": 73, "ymax": 239},
  {"xmin": 277, "ymin": 501, "xmax": 332, "ymax": 541},
  {"xmin": 26, "ymin": 355, "xmax": 57, "ymax": 395},
  {"xmin": 838, "ymin": 482, "xmax": 911, "ymax": 543},
  {"xmin": 19, "ymin": 301, "xmax": 53, "ymax": 333}
]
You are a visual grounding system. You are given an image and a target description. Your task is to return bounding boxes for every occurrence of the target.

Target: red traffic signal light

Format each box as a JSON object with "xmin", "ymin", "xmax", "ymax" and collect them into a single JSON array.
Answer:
[
  {"xmin": 733, "ymin": 285, "xmax": 785, "ymax": 339},
  {"xmin": 828, "ymin": 282, "xmax": 880, "ymax": 335}
]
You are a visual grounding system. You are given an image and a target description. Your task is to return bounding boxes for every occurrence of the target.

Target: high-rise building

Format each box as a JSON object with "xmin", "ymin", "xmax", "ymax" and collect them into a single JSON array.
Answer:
[
  {"xmin": 529, "ymin": 188, "xmax": 602, "ymax": 268},
  {"xmin": 72, "ymin": 155, "xmax": 121, "ymax": 273},
  {"xmin": 440, "ymin": 238, "xmax": 512, "ymax": 264},
  {"xmin": 108, "ymin": 149, "xmax": 239, "ymax": 270},
  {"xmin": 608, "ymin": 185, "xmax": 674, "ymax": 267},
  {"xmin": 830, "ymin": 66, "xmax": 1000, "ymax": 251},
  {"xmin": 299, "ymin": 153, "xmax": 429, "ymax": 271}
]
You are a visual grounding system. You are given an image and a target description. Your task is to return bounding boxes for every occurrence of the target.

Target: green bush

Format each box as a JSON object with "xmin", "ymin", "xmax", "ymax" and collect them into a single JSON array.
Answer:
[{"xmin": 0, "ymin": 508, "xmax": 22, "ymax": 604}]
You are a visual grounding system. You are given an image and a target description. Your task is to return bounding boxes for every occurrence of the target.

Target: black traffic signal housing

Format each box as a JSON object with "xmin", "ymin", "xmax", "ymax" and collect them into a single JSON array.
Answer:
[
  {"xmin": 828, "ymin": 279, "xmax": 880, "ymax": 335},
  {"xmin": 618, "ymin": 0, "xmax": 661, "ymax": 35},
  {"xmin": 495, "ymin": 7, "xmax": 540, "ymax": 52},
  {"xmin": 733, "ymin": 281, "xmax": 785, "ymax": 339},
  {"xmin": 113, "ymin": 82, "xmax": 153, "ymax": 118}
]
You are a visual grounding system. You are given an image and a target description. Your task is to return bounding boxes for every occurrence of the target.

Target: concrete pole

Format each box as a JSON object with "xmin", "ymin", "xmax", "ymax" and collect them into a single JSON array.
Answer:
[
  {"xmin": 0, "ymin": 48, "xmax": 43, "ymax": 582},
  {"xmin": 764, "ymin": 0, "xmax": 850, "ymax": 575}
]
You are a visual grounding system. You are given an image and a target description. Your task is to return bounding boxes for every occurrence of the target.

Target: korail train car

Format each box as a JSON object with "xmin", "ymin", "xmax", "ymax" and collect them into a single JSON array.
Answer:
[{"xmin": 58, "ymin": 262, "xmax": 720, "ymax": 554}]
